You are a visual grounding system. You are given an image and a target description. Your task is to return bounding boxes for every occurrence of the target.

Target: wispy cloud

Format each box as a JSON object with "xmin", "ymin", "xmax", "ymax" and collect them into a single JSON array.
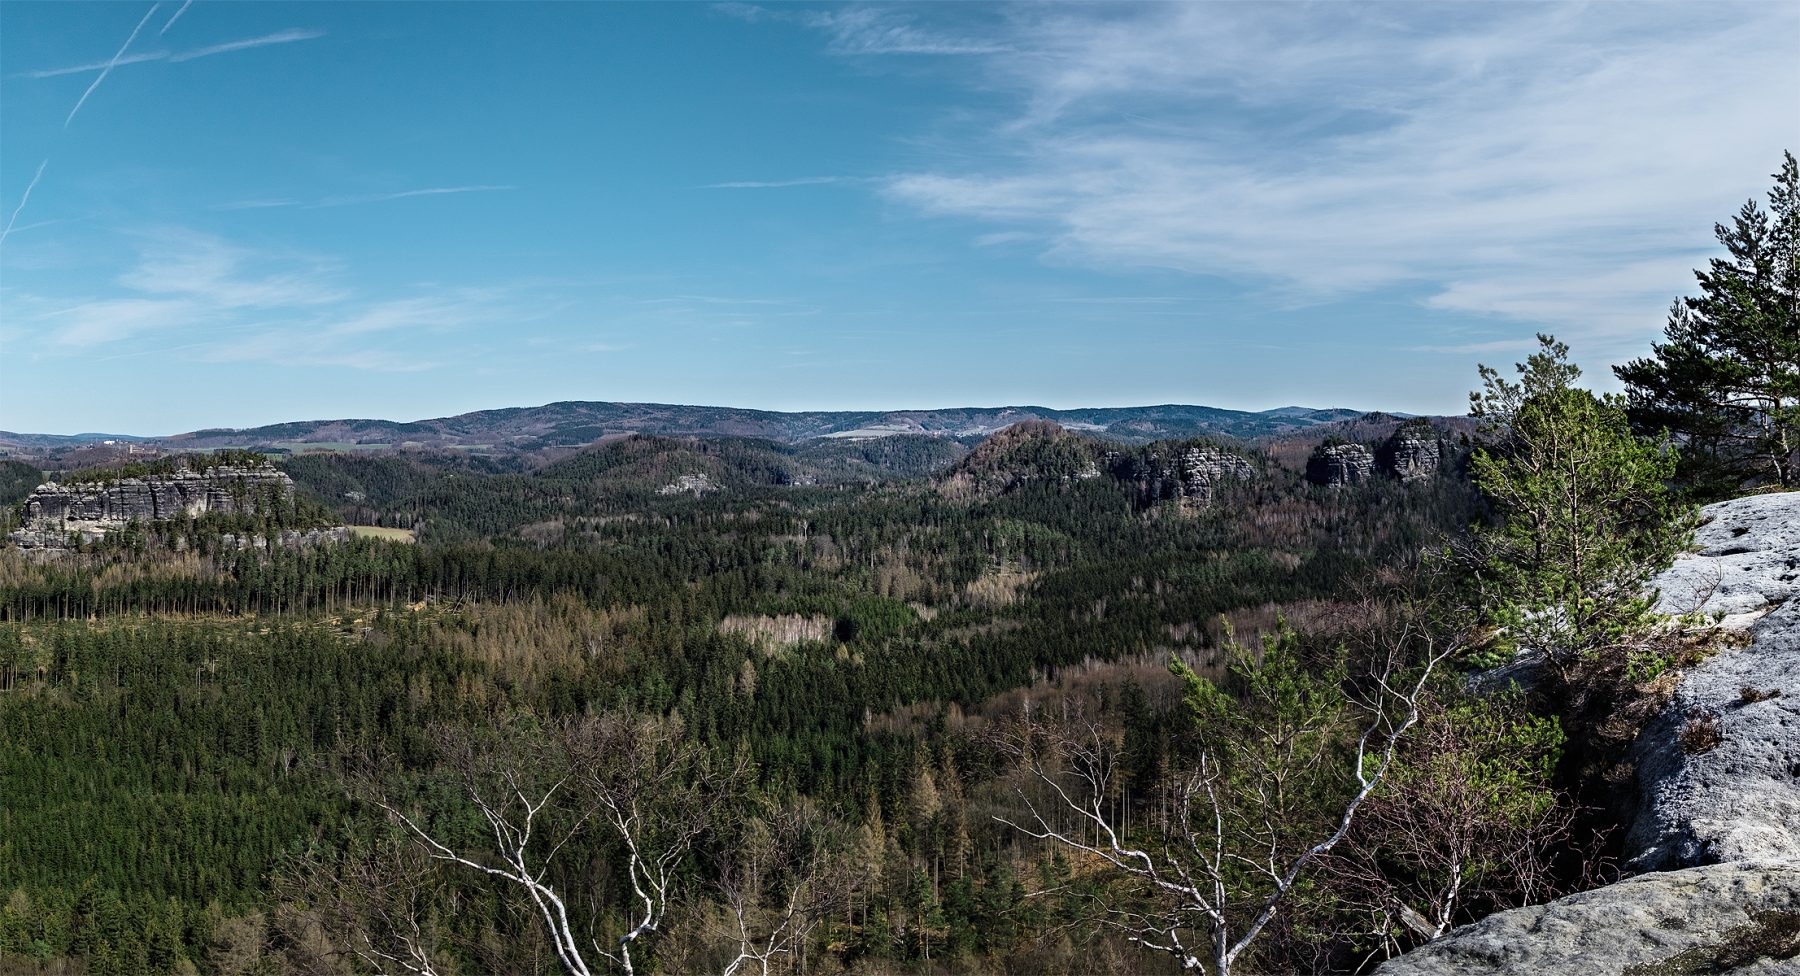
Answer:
[
  {"xmin": 159, "ymin": 0, "xmax": 192, "ymax": 36},
  {"xmin": 21, "ymin": 27, "xmax": 323, "ymax": 80},
  {"xmin": 1, "ymin": 160, "xmax": 50, "ymax": 246},
  {"xmin": 312, "ymin": 185, "xmax": 514, "ymax": 208},
  {"xmin": 21, "ymin": 229, "xmax": 538, "ymax": 373},
  {"xmin": 861, "ymin": 3, "xmax": 1799, "ymax": 354},
  {"xmin": 718, "ymin": 3, "xmax": 1005, "ymax": 56},
  {"xmin": 168, "ymin": 28, "xmax": 324, "ymax": 62},
  {"xmin": 66, "ymin": 2, "xmax": 161, "ymax": 127},
  {"xmin": 21, "ymin": 51, "xmax": 167, "ymax": 79},
  {"xmin": 212, "ymin": 185, "xmax": 515, "ymax": 211},
  {"xmin": 801, "ymin": 7, "xmax": 1008, "ymax": 57},
  {"xmin": 702, "ymin": 176, "xmax": 855, "ymax": 189},
  {"xmin": 208, "ymin": 198, "xmax": 301, "ymax": 212}
]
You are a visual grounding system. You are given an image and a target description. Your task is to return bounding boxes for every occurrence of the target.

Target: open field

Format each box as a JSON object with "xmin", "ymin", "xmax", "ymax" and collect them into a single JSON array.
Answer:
[{"xmin": 346, "ymin": 525, "xmax": 417, "ymax": 542}]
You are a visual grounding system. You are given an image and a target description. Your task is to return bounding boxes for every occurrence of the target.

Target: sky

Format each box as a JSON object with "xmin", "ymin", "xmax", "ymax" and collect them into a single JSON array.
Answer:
[{"xmin": 1, "ymin": 1, "xmax": 1796, "ymax": 435}]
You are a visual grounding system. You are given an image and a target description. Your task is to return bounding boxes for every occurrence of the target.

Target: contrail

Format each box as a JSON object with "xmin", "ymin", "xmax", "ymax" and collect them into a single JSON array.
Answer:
[
  {"xmin": 1, "ymin": 159, "xmax": 50, "ymax": 246},
  {"xmin": 160, "ymin": 0, "xmax": 193, "ymax": 35},
  {"xmin": 66, "ymin": 2, "xmax": 162, "ymax": 128}
]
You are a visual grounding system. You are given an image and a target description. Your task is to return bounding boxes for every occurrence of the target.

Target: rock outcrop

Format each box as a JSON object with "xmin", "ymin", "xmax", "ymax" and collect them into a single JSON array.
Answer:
[
  {"xmin": 9, "ymin": 463, "xmax": 300, "ymax": 549},
  {"xmin": 1121, "ymin": 445, "xmax": 1256, "ymax": 507},
  {"xmin": 218, "ymin": 526, "xmax": 352, "ymax": 550},
  {"xmin": 1306, "ymin": 443, "xmax": 1375, "ymax": 487},
  {"xmin": 1629, "ymin": 491, "xmax": 1800, "ymax": 871},
  {"xmin": 1373, "ymin": 859, "xmax": 1800, "ymax": 976},
  {"xmin": 657, "ymin": 473, "xmax": 722, "ymax": 496},
  {"xmin": 1377, "ymin": 419, "xmax": 1444, "ymax": 483},
  {"xmin": 1173, "ymin": 447, "xmax": 1254, "ymax": 503},
  {"xmin": 1382, "ymin": 492, "xmax": 1800, "ymax": 974}
]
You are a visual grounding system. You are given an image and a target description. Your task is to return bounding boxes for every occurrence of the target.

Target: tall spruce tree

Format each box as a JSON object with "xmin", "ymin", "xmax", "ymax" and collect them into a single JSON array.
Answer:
[{"xmin": 1614, "ymin": 151, "xmax": 1800, "ymax": 494}]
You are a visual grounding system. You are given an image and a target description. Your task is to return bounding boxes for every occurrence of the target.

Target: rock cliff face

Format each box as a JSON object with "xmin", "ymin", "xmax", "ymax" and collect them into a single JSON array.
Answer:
[
  {"xmin": 1380, "ymin": 491, "xmax": 1800, "ymax": 975},
  {"xmin": 1122, "ymin": 446, "xmax": 1255, "ymax": 507},
  {"xmin": 1373, "ymin": 859, "xmax": 1800, "ymax": 976},
  {"xmin": 1629, "ymin": 491, "xmax": 1800, "ymax": 871},
  {"xmin": 1377, "ymin": 420, "xmax": 1444, "ymax": 483},
  {"xmin": 1306, "ymin": 443, "xmax": 1376, "ymax": 487},
  {"xmin": 10, "ymin": 464, "xmax": 300, "ymax": 549}
]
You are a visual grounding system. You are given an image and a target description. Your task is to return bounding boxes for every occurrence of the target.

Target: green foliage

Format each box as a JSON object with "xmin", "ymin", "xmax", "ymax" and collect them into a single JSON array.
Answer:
[
  {"xmin": 0, "ymin": 460, "xmax": 43, "ymax": 508},
  {"xmin": 1615, "ymin": 151, "xmax": 1800, "ymax": 495},
  {"xmin": 1470, "ymin": 335, "xmax": 1690, "ymax": 674},
  {"xmin": 0, "ymin": 425, "xmax": 1486, "ymax": 974},
  {"xmin": 1174, "ymin": 622, "xmax": 1355, "ymax": 884}
]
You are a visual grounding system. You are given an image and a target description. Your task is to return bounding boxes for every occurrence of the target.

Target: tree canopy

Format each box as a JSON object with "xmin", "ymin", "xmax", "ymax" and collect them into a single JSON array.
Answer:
[{"xmin": 1615, "ymin": 151, "xmax": 1800, "ymax": 495}]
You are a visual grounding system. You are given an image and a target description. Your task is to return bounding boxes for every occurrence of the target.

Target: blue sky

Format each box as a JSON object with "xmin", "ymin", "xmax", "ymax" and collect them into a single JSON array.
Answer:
[{"xmin": 2, "ymin": 1, "xmax": 1795, "ymax": 434}]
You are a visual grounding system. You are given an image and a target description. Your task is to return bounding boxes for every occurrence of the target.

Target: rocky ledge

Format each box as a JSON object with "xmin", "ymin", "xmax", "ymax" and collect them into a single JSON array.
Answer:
[
  {"xmin": 1377, "ymin": 418, "xmax": 1446, "ymax": 483},
  {"xmin": 1629, "ymin": 491, "xmax": 1800, "ymax": 871},
  {"xmin": 1374, "ymin": 859, "xmax": 1800, "ymax": 976},
  {"xmin": 8, "ymin": 463, "xmax": 304, "ymax": 550},
  {"xmin": 1120, "ymin": 445, "xmax": 1256, "ymax": 507},
  {"xmin": 1382, "ymin": 491, "xmax": 1800, "ymax": 975},
  {"xmin": 1306, "ymin": 443, "xmax": 1377, "ymax": 487}
]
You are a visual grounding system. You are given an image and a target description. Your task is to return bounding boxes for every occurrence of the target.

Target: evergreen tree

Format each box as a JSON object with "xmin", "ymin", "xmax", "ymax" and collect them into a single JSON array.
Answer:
[
  {"xmin": 1472, "ymin": 336, "xmax": 1690, "ymax": 676},
  {"xmin": 1614, "ymin": 151, "xmax": 1800, "ymax": 494}
]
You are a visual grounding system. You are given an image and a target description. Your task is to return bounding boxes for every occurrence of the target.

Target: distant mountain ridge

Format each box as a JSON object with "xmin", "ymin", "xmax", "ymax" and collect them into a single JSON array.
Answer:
[{"xmin": 6, "ymin": 401, "xmax": 1365, "ymax": 455}]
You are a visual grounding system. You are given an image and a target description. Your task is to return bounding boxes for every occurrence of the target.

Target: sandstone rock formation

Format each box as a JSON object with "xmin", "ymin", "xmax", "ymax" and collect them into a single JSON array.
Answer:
[
  {"xmin": 1629, "ymin": 491, "xmax": 1800, "ymax": 871},
  {"xmin": 1306, "ymin": 443, "xmax": 1376, "ymax": 487},
  {"xmin": 1122, "ymin": 445, "xmax": 1256, "ymax": 507},
  {"xmin": 1377, "ymin": 419, "xmax": 1444, "ymax": 483},
  {"xmin": 1373, "ymin": 859, "xmax": 1800, "ymax": 976},
  {"xmin": 657, "ymin": 473, "xmax": 721, "ymax": 496},
  {"xmin": 218, "ymin": 526, "xmax": 352, "ymax": 550},
  {"xmin": 9, "ymin": 462, "xmax": 302, "ymax": 549},
  {"xmin": 1174, "ymin": 447, "xmax": 1253, "ymax": 502},
  {"xmin": 1384, "ymin": 492, "xmax": 1800, "ymax": 974}
]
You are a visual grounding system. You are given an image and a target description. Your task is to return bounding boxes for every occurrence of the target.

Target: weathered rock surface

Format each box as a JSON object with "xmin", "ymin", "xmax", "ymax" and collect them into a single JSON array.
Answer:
[
  {"xmin": 9, "ymin": 464, "xmax": 303, "ymax": 549},
  {"xmin": 1377, "ymin": 419, "xmax": 1444, "ymax": 483},
  {"xmin": 1122, "ymin": 446, "xmax": 1256, "ymax": 507},
  {"xmin": 1652, "ymin": 491, "xmax": 1800, "ymax": 625},
  {"xmin": 1174, "ymin": 447, "xmax": 1253, "ymax": 501},
  {"xmin": 657, "ymin": 473, "xmax": 721, "ymax": 496},
  {"xmin": 219, "ymin": 526, "xmax": 352, "ymax": 550},
  {"xmin": 1629, "ymin": 491, "xmax": 1800, "ymax": 871},
  {"xmin": 1306, "ymin": 443, "xmax": 1375, "ymax": 487},
  {"xmin": 1373, "ymin": 860, "xmax": 1800, "ymax": 976},
  {"xmin": 1388, "ymin": 493, "xmax": 1800, "ymax": 974},
  {"xmin": 21, "ymin": 466, "xmax": 292, "ymax": 525}
]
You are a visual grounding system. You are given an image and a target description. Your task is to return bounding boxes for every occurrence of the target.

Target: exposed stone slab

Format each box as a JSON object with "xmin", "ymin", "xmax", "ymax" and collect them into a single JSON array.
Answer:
[
  {"xmin": 1629, "ymin": 492, "xmax": 1800, "ymax": 871},
  {"xmin": 1373, "ymin": 860, "xmax": 1800, "ymax": 976}
]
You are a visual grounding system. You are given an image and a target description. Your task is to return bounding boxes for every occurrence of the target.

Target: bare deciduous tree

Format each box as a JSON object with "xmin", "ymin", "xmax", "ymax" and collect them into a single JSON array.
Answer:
[
  {"xmin": 994, "ymin": 598, "xmax": 1462, "ymax": 976},
  {"xmin": 312, "ymin": 712, "xmax": 849, "ymax": 976},
  {"xmin": 276, "ymin": 837, "xmax": 450, "ymax": 976}
]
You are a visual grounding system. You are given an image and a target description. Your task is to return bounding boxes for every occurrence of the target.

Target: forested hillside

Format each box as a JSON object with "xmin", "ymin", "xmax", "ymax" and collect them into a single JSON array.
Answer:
[{"xmin": 0, "ymin": 419, "xmax": 1480, "ymax": 974}]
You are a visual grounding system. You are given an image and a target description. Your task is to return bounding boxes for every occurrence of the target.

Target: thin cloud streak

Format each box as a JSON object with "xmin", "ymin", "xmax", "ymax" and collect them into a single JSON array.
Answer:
[
  {"xmin": 159, "ymin": 0, "xmax": 192, "ymax": 36},
  {"xmin": 168, "ymin": 29, "xmax": 324, "ymax": 62},
  {"xmin": 20, "ymin": 51, "xmax": 167, "ymax": 79},
  {"xmin": 66, "ymin": 2, "xmax": 161, "ymax": 128},
  {"xmin": 312, "ymin": 185, "xmax": 513, "ymax": 207},
  {"xmin": 1, "ymin": 160, "xmax": 50, "ymax": 246},
  {"xmin": 702, "ymin": 176, "xmax": 855, "ymax": 189},
  {"xmin": 211, "ymin": 186, "xmax": 515, "ymax": 211},
  {"xmin": 21, "ymin": 28, "xmax": 323, "ymax": 79},
  {"xmin": 719, "ymin": 3, "xmax": 1006, "ymax": 56}
]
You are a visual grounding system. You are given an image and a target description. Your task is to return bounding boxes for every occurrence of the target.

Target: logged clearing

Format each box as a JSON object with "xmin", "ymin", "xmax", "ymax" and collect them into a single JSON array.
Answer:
[{"xmin": 348, "ymin": 525, "xmax": 417, "ymax": 542}]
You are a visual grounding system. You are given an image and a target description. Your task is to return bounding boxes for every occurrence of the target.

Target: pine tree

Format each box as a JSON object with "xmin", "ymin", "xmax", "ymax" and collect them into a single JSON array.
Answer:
[
  {"xmin": 1614, "ymin": 151, "xmax": 1800, "ymax": 494},
  {"xmin": 1473, "ymin": 336, "xmax": 1690, "ymax": 676}
]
